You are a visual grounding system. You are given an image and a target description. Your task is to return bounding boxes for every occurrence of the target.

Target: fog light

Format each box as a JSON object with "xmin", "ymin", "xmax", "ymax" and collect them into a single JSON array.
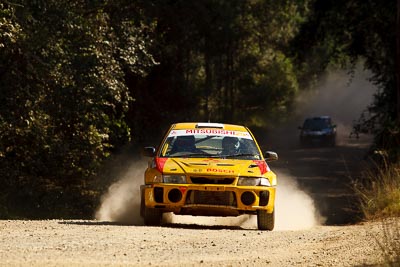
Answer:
[
  {"xmin": 168, "ymin": 188, "xmax": 183, "ymax": 203},
  {"xmin": 241, "ymin": 191, "xmax": 255, "ymax": 206}
]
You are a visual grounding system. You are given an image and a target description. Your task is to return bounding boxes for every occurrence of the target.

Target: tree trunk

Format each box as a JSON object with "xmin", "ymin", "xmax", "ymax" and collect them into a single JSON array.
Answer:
[
  {"xmin": 397, "ymin": 0, "xmax": 400, "ymax": 122},
  {"xmin": 204, "ymin": 49, "xmax": 212, "ymax": 121}
]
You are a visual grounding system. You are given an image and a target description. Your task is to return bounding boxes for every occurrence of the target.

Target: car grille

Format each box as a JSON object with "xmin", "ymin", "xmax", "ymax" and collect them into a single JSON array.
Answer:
[
  {"xmin": 190, "ymin": 177, "xmax": 235, "ymax": 184},
  {"xmin": 186, "ymin": 190, "xmax": 236, "ymax": 207}
]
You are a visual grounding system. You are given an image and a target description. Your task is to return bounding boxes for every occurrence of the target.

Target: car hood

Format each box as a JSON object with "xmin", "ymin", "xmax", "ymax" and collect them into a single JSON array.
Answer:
[{"xmin": 157, "ymin": 157, "xmax": 270, "ymax": 176}]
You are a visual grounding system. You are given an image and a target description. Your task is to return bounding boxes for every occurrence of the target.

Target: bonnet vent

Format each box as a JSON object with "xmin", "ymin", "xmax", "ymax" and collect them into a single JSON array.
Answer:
[{"xmin": 195, "ymin": 123, "xmax": 224, "ymax": 129}]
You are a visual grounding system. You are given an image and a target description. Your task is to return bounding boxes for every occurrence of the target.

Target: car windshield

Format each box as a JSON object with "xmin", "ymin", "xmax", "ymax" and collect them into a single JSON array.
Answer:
[
  {"xmin": 303, "ymin": 118, "xmax": 331, "ymax": 130},
  {"xmin": 159, "ymin": 130, "xmax": 261, "ymax": 160}
]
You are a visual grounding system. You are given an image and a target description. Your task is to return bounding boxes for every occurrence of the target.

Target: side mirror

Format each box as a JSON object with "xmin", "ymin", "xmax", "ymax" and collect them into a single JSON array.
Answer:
[
  {"xmin": 264, "ymin": 151, "xmax": 278, "ymax": 162},
  {"xmin": 142, "ymin": 146, "xmax": 156, "ymax": 157}
]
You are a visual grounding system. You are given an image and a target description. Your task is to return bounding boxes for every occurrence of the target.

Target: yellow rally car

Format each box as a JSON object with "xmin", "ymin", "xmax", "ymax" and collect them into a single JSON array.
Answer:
[{"xmin": 140, "ymin": 122, "xmax": 278, "ymax": 230}]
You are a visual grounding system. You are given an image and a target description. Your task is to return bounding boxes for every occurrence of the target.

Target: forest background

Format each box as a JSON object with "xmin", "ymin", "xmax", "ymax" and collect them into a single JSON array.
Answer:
[{"xmin": 0, "ymin": 0, "xmax": 398, "ymax": 218}]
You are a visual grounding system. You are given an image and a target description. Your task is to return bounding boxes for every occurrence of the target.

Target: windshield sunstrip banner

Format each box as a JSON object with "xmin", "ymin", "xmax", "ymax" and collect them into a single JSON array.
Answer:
[{"xmin": 168, "ymin": 129, "xmax": 253, "ymax": 139}]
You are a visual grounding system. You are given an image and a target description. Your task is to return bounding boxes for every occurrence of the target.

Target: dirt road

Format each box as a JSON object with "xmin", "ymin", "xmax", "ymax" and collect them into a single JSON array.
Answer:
[
  {"xmin": 0, "ymin": 134, "xmax": 387, "ymax": 266},
  {"xmin": 0, "ymin": 219, "xmax": 384, "ymax": 267}
]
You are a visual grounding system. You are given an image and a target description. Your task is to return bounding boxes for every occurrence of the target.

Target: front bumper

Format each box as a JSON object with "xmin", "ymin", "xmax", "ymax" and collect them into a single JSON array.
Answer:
[{"xmin": 141, "ymin": 183, "xmax": 276, "ymax": 216}]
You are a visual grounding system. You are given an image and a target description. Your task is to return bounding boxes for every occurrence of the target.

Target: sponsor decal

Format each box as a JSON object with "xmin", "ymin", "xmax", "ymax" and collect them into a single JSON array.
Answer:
[
  {"xmin": 253, "ymin": 160, "xmax": 270, "ymax": 174},
  {"xmin": 167, "ymin": 129, "xmax": 252, "ymax": 139},
  {"xmin": 155, "ymin": 157, "xmax": 168, "ymax": 172},
  {"xmin": 206, "ymin": 168, "xmax": 234, "ymax": 174}
]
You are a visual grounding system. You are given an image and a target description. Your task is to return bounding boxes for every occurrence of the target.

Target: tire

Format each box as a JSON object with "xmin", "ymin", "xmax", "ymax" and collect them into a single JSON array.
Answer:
[
  {"xmin": 257, "ymin": 209, "xmax": 275, "ymax": 231},
  {"xmin": 143, "ymin": 207, "xmax": 162, "ymax": 226},
  {"xmin": 140, "ymin": 190, "xmax": 145, "ymax": 218},
  {"xmin": 141, "ymin": 188, "xmax": 163, "ymax": 226}
]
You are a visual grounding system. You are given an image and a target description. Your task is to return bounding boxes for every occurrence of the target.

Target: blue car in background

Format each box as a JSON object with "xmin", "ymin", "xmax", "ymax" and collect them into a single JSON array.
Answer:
[{"xmin": 298, "ymin": 116, "xmax": 337, "ymax": 147}]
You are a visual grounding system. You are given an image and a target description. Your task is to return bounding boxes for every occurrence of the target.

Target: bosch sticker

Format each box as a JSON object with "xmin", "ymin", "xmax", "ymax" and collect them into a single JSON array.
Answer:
[{"xmin": 206, "ymin": 168, "xmax": 234, "ymax": 174}]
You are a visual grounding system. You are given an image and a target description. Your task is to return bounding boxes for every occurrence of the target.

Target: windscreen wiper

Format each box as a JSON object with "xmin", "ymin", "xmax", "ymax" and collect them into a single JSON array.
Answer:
[
  {"xmin": 223, "ymin": 153, "xmax": 258, "ymax": 158},
  {"xmin": 177, "ymin": 153, "xmax": 209, "ymax": 158}
]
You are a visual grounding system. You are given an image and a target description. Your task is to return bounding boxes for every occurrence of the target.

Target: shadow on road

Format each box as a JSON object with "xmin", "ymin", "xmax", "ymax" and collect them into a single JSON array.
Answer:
[{"xmin": 60, "ymin": 220, "xmax": 246, "ymax": 230}]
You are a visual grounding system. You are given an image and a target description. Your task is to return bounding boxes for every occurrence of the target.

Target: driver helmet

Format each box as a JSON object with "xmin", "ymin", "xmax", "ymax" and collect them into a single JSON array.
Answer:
[{"xmin": 222, "ymin": 137, "xmax": 240, "ymax": 154}]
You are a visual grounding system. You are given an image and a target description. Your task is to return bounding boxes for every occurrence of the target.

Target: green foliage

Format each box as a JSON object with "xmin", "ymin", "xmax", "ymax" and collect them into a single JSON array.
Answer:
[{"xmin": 0, "ymin": 0, "xmax": 155, "ymax": 218}]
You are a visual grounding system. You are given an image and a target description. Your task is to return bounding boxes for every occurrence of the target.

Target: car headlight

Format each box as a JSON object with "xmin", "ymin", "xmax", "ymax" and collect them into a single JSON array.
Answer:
[
  {"xmin": 259, "ymin": 178, "xmax": 271, "ymax": 186},
  {"xmin": 238, "ymin": 177, "xmax": 271, "ymax": 186},
  {"xmin": 238, "ymin": 177, "xmax": 259, "ymax": 186},
  {"xmin": 152, "ymin": 174, "xmax": 163, "ymax": 183},
  {"xmin": 163, "ymin": 175, "xmax": 187, "ymax": 184}
]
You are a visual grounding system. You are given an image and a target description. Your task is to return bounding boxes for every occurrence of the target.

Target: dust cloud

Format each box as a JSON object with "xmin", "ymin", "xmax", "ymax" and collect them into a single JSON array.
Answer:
[
  {"xmin": 274, "ymin": 170, "xmax": 324, "ymax": 230},
  {"xmin": 295, "ymin": 63, "xmax": 376, "ymax": 139},
  {"xmin": 267, "ymin": 63, "xmax": 377, "ymax": 150},
  {"xmin": 95, "ymin": 160, "xmax": 147, "ymax": 225}
]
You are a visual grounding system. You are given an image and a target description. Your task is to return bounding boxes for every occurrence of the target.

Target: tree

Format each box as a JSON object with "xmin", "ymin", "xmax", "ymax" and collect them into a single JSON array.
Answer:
[{"xmin": 0, "ymin": 0, "xmax": 155, "ymax": 218}]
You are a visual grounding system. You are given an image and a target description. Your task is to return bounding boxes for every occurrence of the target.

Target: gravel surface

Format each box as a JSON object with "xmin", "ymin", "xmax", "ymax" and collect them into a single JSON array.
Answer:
[{"xmin": 0, "ymin": 219, "xmax": 385, "ymax": 266}]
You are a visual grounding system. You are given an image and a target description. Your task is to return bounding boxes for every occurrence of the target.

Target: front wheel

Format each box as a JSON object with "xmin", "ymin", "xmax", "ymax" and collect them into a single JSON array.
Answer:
[
  {"xmin": 257, "ymin": 210, "xmax": 275, "ymax": 231},
  {"xmin": 143, "ymin": 207, "xmax": 162, "ymax": 226},
  {"xmin": 141, "ymin": 188, "xmax": 162, "ymax": 226}
]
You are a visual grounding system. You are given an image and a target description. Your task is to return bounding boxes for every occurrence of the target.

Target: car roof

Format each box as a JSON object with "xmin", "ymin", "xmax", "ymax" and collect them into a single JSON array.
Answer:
[
  {"xmin": 305, "ymin": 116, "xmax": 331, "ymax": 120},
  {"xmin": 171, "ymin": 122, "xmax": 248, "ymax": 131}
]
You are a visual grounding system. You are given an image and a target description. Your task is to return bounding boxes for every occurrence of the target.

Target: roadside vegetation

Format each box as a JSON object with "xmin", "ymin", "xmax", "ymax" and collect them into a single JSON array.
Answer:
[
  {"xmin": 353, "ymin": 155, "xmax": 400, "ymax": 266},
  {"xmin": 355, "ymin": 157, "xmax": 400, "ymax": 220}
]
